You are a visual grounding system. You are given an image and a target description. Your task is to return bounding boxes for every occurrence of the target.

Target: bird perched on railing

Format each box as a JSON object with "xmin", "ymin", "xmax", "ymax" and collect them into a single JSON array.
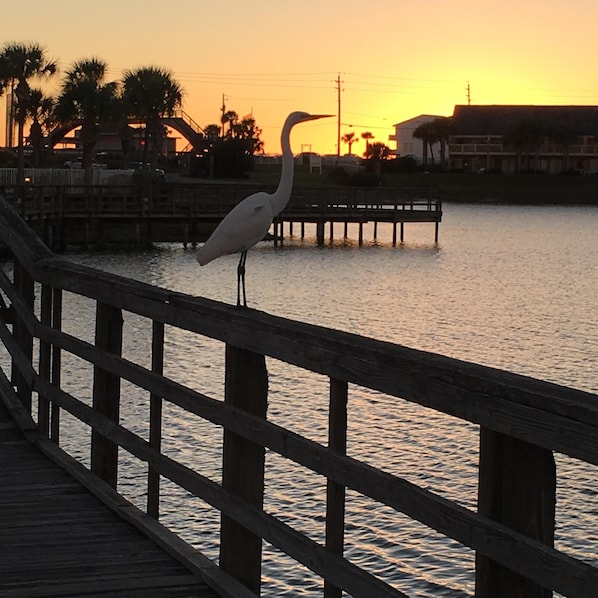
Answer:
[{"xmin": 196, "ymin": 111, "xmax": 332, "ymax": 307}]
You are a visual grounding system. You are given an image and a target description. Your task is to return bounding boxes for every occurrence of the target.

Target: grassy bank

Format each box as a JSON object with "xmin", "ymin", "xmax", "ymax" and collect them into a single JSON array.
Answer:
[{"xmin": 247, "ymin": 164, "xmax": 598, "ymax": 205}]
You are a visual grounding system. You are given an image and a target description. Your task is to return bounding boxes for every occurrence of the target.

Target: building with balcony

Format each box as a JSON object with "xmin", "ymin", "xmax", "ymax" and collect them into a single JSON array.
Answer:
[
  {"xmin": 449, "ymin": 105, "xmax": 598, "ymax": 174},
  {"xmin": 389, "ymin": 114, "xmax": 445, "ymax": 163}
]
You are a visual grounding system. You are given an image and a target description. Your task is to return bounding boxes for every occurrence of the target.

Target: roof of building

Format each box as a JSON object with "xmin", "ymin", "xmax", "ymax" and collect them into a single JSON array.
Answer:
[
  {"xmin": 451, "ymin": 105, "xmax": 598, "ymax": 136},
  {"xmin": 392, "ymin": 114, "xmax": 446, "ymax": 128}
]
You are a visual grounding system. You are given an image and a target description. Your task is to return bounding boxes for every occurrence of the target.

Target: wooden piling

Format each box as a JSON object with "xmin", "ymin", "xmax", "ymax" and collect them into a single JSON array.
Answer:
[{"xmin": 317, "ymin": 220, "xmax": 325, "ymax": 247}]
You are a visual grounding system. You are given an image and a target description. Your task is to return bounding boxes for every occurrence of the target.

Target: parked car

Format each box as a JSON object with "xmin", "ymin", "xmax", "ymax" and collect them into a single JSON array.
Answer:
[
  {"xmin": 64, "ymin": 157, "xmax": 107, "ymax": 170},
  {"xmin": 127, "ymin": 162, "xmax": 165, "ymax": 176}
]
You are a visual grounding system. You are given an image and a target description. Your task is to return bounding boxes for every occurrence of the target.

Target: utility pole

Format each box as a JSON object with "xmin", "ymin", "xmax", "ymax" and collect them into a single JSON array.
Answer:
[
  {"xmin": 335, "ymin": 73, "xmax": 343, "ymax": 156},
  {"xmin": 220, "ymin": 93, "xmax": 227, "ymax": 136},
  {"xmin": 466, "ymin": 81, "xmax": 471, "ymax": 106}
]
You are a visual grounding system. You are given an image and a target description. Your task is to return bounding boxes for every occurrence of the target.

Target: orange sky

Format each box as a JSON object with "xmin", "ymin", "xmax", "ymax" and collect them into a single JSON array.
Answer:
[{"xmin": 2, "ymin": 0, "xmax": 598, "ymax": 156}]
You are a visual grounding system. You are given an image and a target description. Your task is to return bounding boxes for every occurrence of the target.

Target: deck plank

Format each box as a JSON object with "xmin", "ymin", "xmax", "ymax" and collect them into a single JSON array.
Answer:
[{"xmin": 0, "ymin": 401, "xmax": 220, "ymax": 597}]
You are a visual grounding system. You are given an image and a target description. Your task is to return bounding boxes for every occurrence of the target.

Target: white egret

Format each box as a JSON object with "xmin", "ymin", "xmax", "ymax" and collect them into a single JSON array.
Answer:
[{"xmin": 196, "ymin": 111, "xmax": 332, "ymax": 307}]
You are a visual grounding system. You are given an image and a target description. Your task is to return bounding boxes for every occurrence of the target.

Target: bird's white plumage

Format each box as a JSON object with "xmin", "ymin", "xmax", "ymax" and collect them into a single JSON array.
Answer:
[
  {"xmin": 196, "ymin": 111, "xmax": 333, "ymax": 306},
  {"xmin": 196, "ymin": 191, "xmax": 272, "ymax": 265}
]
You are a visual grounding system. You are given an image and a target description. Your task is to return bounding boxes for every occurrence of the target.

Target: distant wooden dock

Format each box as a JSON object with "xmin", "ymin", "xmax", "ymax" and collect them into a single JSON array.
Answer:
[
  {"xmin": 2, "ymin": 183, "xmax": 441, "ymax": 250},
  {"xmin": 0, "ymin": 193, "xmax": 596, "ymax": 597}
]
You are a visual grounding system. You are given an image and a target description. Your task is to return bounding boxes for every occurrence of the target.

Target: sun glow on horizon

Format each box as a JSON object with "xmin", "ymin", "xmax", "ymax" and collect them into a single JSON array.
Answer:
[{"xmin": 2, "ymin": 0, "xmax": 598, "ymax": 156}]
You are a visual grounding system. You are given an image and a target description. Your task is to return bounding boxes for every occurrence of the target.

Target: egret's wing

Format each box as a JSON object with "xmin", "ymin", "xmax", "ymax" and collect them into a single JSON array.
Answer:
[{"xmin": 197, "ymin": 193, "xmax": 273, "ymax": 265}]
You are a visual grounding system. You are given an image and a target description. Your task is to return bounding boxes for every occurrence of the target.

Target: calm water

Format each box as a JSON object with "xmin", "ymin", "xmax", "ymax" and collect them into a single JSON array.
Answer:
[{"xmin": 44, "ymin": 203, "xmax": 598, "ymax": 596}]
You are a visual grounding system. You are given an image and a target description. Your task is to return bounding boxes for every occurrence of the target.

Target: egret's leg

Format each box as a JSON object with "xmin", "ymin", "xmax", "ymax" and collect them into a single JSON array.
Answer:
[{"xmin": 237, "ymin": 250, "xmax": 248, "ymax": 307}]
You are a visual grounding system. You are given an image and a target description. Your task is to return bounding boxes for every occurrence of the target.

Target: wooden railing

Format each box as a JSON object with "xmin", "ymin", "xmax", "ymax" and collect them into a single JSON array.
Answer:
[{"xmin": 0, "ymin": 194, "xmax": 596, "ymax": 597}]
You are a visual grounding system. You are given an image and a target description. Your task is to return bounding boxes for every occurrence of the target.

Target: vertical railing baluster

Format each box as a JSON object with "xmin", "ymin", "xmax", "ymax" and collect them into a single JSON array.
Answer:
[
  {"xmin": 50, "ymin": 288, "xmax": 62, "ymax": 444},
  {"xmin": 147, "ymin": 320, "xmax": 164, "ymax": 519},
  {"xmin": 90, "ymin": 301, "xmax": 123, "ymax": 489},
  {"xmin": 12, "ymin": 257, "xmax": 34, "ymax": 411},
  {"xmin": 38, "ymin": 284, "xmax": 52, "ymax": 435},
  {"xmin": 324, "ymin": 377, "xmax": 348, "ymax": 598}
]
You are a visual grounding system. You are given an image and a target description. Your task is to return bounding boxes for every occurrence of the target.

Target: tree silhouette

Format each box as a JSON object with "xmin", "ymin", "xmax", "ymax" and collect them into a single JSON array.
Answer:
[
  {"xmin": 122, "ymin": 66, "xmax": 183, "ymax": 169},
  {"xmin": 503, "ymin": 118, "xmax": 546, "ymax": 173},
  {"xmin": 361, "ymin": 131, "xmax": 375, "ymax": 157},
  {"xmin": 413, "ymin": 121, "xmax": 437, "ymax": 166},
  {"xmin": 54, "ymin": 58, "xmax": 118, "ymax": 183},
  {"xmin": 26, "ymin": 88, "xmax": 54, "ymax": 168},
  {"xmin": 342, "ymin": 131, "xmax": 358, "ymax": 155},
  {"xmin": 0, "ymin": 41, "xmax": 57, "ymax": 183}
]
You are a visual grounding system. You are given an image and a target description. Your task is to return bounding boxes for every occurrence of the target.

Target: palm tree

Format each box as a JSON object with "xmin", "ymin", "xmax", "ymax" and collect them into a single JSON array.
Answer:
[
  {"xmin": 413, "ymin": 121, "xmax": 437, "ymax": 167},
  {"xmin": 54, "ymin": 58, "xmax": 118, "ymax": 184},
  {"xmin": 122, "ymin": 66, "xmax": 183, "ymax": 168},
  {"xmin": 503, "ymin": 118, "xmax": 546, "ymax": 173},
  {"xmin": 204, "ymin": 124, "xmax": 221, "ymax": 144},
  {"xmin": 0, "ymin": 42, "xmax": 57, "ymax": 183},
  {"xmin": 342, "ymin": 131, "xmax": 358, "ymax": 155},
  {"xmin": 431, "ymin": 117, "xmax": 452, "ymax": 170},
  {"xmin": 26, "ymin": 88, "xmax": 54, "ymax": 167},
  {"xmin": 221, "ymin": 110, "xmax": 238, "ymax": 138},
  {"xmin": 361, "ymin": 131, "xmax": 375, "ymax": 158}
]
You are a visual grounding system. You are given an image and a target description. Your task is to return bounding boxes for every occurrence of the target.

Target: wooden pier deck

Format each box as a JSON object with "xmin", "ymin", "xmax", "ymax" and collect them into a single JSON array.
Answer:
[
  {"xmin": 0, "ymin": 193, "xmax": 597, "ymax": 597},
  {"xmin": 0, "ymin": 396, "xmax": 221, "ymax": 597}
]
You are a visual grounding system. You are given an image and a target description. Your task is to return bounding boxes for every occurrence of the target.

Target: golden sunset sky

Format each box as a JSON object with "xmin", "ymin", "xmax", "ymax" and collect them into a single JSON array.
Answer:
[{"xmin": 3, "ymin": 0, "xmax": 598, "ymax": 156}]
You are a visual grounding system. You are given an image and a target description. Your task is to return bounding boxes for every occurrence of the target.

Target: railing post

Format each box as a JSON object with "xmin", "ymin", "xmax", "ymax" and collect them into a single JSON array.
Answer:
[
  {"xmin": 324, "ymin": 378, "xmax": 348, "ymax": 598},
  {"xmin": 12, "ymin": 257, "xmax": 34, "ymax": 411},
  {"xmin": 38, "ymin": 284, "xmax": 52, "ymax": 435},
  {"xmin": 220, "ymin": 344, "xmax": 268, "ymax": 594},
  {"xmin": 475, "ymin": 428, "xmax": 556, "ymax": 598},
  {"xmin": 90, "ymin": 301, "xmax": 123, "ymax": 489},
  {"xmin": 50, "ymin": 288, "xmax": 62, "ymax": 444},
  {"xmin": 147, "ymin": 320, "xmax": 164, "ymax": 519}
]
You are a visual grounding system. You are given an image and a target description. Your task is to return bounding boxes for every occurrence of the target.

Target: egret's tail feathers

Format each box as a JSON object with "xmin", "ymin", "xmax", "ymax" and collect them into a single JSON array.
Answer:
[
  {"xmin": 196, "ymin": 246, "xmax": 212, "ymax": 266},
  {"xmin": 196, "ymin": 241, "xmax": 224, "ymax": 266}
]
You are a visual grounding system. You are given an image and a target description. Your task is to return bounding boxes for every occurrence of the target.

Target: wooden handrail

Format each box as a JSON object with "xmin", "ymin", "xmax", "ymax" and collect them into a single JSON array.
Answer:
[{"xmin": 0, "ymin": 195, "xmax": 596, "ymax": 597}]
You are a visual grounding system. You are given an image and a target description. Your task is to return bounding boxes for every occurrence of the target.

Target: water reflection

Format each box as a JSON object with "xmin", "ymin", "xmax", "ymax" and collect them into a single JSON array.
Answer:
[{"xmin": 57, "ymin": 203, "xmax": 598, "ymax": 596}]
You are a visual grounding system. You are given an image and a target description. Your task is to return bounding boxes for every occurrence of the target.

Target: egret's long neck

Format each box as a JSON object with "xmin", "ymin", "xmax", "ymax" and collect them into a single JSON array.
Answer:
[{"xmin": 270, "ymin": 119, "xmax": 295, "ymax": 216}]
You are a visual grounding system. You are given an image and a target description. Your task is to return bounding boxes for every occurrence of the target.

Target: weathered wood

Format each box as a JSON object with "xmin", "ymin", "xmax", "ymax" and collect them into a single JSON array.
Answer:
[
  {"xmin": 12, "ymin": 258, "xmax": 34, "ymax": 410},
  {"xmin": 51, "ymin": 287, "xmax": 62, "ymax": 444},
  {"xmin": 90, "ymin": 301, "xmax": 123, "ymax": 488},
  {"xmin": 0, "ymin": 194, "xmax": 597, "ymax": 597},
  {"xmin": 148, "ymin": 319, "xmax": 164, "ymax": 519},
  {"xmin": 0, "ymin": 398, "xmax": 221, "ymax": 598},
  {"xmin": 29, "ymin": 260, "xmax": 596, "ymax": 467},
  {"xmin": 475, "ymin": 429, "xmax": 556, "ymax": 598},
  {"xmin": 324, "ymin": 378, "xmax": 348, "ymax": 598},
  {"xmin": 32, "ymin": 359, "xmax": 598, "ymax": 598},
  {"xmin": 31, "ymin": 372, "xmax": 406, "ymax": 597},
  {"xmin": 220, "ymin": 344, "xmax": 268, "ymax": 594},
  {"xmin": 37, "ymin": 283, "xmax": 52, "ymax": 435}
]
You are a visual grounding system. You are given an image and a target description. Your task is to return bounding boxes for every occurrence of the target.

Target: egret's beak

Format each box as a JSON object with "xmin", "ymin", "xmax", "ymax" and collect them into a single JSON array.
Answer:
[{"xmin": 307, "ymin": 114, "xmax": 334, "ymax": 121}]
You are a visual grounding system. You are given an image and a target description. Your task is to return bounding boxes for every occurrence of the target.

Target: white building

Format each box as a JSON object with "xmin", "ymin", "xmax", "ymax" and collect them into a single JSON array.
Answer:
[{"xmin": 389, "ymin": 114, "xmax": 445, "ymax": 163}]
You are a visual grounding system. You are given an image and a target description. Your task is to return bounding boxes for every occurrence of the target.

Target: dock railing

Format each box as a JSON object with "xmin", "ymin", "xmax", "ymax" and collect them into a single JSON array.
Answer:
[{"xmin": 0, "ymin": 194, "xmax": 596, "ymax": 597}]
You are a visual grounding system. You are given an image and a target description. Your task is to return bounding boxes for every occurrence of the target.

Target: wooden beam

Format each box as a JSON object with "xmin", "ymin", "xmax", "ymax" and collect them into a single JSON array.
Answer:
[
  {"xmin": 324, "ymin": 378, "xmax": 348, "ymax": 598},
  {"xmin": 90, "ymin": 301, "xmax": 123, "ymax": 489},
  {"xmin": 220, "ymin": 344, "xmax": 268, "ymax": 593},
  {"xmin": 147, "ymin": 320, "xmax": 164, "ymax": 519},
  {"xmin": 475, "ymin": 429, "xmax": 556, "ymax": 598}
]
